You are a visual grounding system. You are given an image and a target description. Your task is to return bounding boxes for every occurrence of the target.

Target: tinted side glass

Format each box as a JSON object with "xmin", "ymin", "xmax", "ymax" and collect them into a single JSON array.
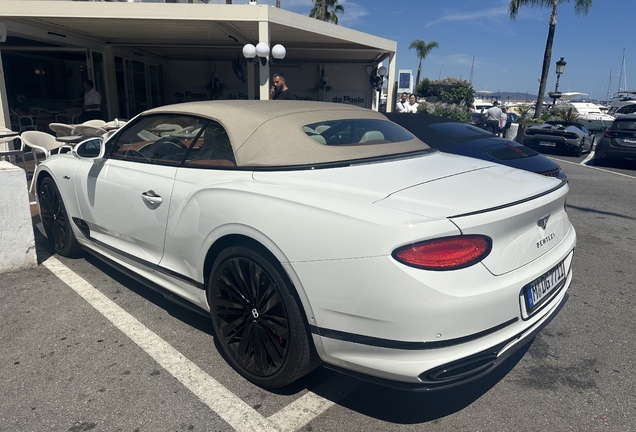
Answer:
[
  {"xmin": 611, "ymin": 120, "xmax": 636, "ymax": 130},
  {"xmin": 184, "ymin": 121, "xmax": 236, "ymax": 167},
  {"xmin": 108, "ymin": 115, "xmax": 207, "ymax": 164}
]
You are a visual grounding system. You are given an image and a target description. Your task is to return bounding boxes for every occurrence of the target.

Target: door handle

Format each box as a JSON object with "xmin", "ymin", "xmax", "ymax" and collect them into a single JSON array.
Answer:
[{"xmin": 141, "ymin": 190, "xmax": 163, "ymax": 207}]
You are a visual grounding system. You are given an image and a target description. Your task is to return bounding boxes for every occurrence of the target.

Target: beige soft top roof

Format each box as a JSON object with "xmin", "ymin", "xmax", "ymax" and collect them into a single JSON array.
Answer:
[{"xmin": 145, "ymin": 101, "xmax": 429, "ymax": 167}]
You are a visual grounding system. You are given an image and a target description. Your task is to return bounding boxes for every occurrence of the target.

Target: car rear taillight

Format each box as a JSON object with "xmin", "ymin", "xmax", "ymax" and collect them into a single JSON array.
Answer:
[
  {"xmin": 392, "ymin": 236, "xmax": 492, "ymax": 271},
  {"xmin": 604, "ymin": 130, "xmax": 611, "ymax": 138}
]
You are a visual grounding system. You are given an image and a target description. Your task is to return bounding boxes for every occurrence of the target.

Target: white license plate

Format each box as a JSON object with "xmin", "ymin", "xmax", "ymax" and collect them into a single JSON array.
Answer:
[
  {"xmin": 540, "ymin": 141, "xmax": 556, "ymax": 147},
  {"xmin": 623, "ymin": 138, "xmax": 636, "ymax": 143},
  {"xmin": 525, "ymin": 260, "xmax": 566, "ymax": 313}
]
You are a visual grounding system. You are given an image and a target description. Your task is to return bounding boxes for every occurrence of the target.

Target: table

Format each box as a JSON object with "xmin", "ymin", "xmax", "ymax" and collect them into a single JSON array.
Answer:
[{"xmin": 0, "ymin": 130, "xmax": 20, "ymax": 152}]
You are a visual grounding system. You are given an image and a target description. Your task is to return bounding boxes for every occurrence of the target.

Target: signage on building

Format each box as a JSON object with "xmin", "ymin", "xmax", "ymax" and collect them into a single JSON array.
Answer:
[
  {"xmin": 397, "ymin": 70, "xmax": 413, "ymax": 94},
  {"xmin": 330, "ymin": 91, "xmax": 368, "ymax": 108}
]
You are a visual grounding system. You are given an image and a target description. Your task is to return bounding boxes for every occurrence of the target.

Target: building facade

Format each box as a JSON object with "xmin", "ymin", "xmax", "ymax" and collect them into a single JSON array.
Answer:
[{"xmin": 0, "ymin": 1, "xmax": 396, "ymax": 128}]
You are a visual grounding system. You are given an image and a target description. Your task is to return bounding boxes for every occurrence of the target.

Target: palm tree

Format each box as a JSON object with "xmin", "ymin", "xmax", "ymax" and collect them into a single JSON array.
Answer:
[
  {"xmin": 276, "ymin": 0, "xmax": 280, "ymax": 7},
  {"xmin": 509, "ymin": 0, "xmax": 593, "ymax": 118},
  {"xmin": 309, "ymin": 0, "xmax": 345, "ymax": 24},
  {"xmin": 226, "ymin": 0, "xmax": 232, "ymax": 4},
  {"xmin": 408, "ymin": 39, "xmax": 439, "ymax": 88}
]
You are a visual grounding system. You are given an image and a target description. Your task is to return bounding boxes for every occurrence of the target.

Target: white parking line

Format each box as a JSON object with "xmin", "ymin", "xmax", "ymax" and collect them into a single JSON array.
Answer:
[
  {"xmin": 549, "ymin": 156, "xmax": 636, "ymax": 179},
  {"xmin": 580, "ymin": 151, "xmax": 595, "ymax": 165},
  {"xmin": 267, "ymin": 375, "xmax": 362, "ymax": 432},
  {"xmin": 43, "ymin": 255, "xmax": 361, "ymax": 432},
  {"xmin": 42, "ymin": 256, "xmax": 278, "ymax": 432}
]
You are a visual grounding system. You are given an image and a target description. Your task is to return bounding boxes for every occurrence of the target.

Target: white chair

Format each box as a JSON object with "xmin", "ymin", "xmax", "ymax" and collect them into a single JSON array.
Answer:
[
  {"xmin": 358, "ymin": 131, "xmax": 385, "ymax": 142},
  {"xmin": 48, "ymin": 122, "xmax": 76, "ymax": 138},
  {"xmin": 56, "ymin": 107, "xmax": 83, "ymax": 124},
  {"xmin": 21, "ymin": 131, "xmax": 65, "ymax": 192},
  {"xmin": 82, "ymin": 119, "xmax": 107, "ymax": 127},
  {"xmin": 11, "ymin": 110, "xmax": 39, "ymax": 133},
  {"xmin": 103, "ymin": 119, "xmax": 127, "ymax": 130},
  {"xmin": 152, "ymin": 123, "xmax": 182, "ymax": 136},
  {"xmin": 74, "ymin": 124, "xmax": 107, "ymax": 137},
  {"xmin": 0, "ymin": 127, "xmax": 28, "ymax": 174}
]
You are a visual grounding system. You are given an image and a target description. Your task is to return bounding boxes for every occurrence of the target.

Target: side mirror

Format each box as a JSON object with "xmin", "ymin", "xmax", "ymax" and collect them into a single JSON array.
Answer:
[{"xmin": 73, "ymin": 137, "xmax": 105, "ymax": 161}]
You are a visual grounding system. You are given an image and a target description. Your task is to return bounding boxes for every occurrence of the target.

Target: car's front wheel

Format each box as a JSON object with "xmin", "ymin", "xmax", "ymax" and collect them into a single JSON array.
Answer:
[
  {"xmin": 208, "ymin": 245, "xmax": 317, "ymax": 388},
  {"xmin": 39, "ymin": 177, "xmax": 82, "ymax": 257}
]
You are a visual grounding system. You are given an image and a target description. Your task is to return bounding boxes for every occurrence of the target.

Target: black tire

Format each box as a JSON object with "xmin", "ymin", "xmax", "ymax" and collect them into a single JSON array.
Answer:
[
  {"xmin": 39, "ymin": 177, "xmax": 82, "ymax": 257},
  {"xmin": 574, "ymin": 144, "xmax": 583, "ymax": 157},
  {"xmin": 208, "ymin": 245, "xmax": 316, "ymax": 388}
]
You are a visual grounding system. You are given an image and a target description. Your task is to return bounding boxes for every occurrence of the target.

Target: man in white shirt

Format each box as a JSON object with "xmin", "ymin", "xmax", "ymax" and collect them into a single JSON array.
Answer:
[
  {"xmin": 395, "ymin": 92, "xmax": 409, "ymax": 113},
  {"xmin": 80, "ymin": 79, "xmax": 102, "ymax": 122},
  {"xmin": 484, "ymin": 100, "xmax": 503, "ymax": 135}
]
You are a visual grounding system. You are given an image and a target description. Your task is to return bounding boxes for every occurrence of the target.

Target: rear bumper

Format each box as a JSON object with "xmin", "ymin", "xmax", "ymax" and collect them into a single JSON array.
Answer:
[
  {"xmin": 323, "ymin": 291, "xmax": 569, "ymax": 391},
  {"xmin": 595, "ymin": 139, "xmax": 636, "ymax": 160},
  {"xmin": 524, "ymin": 135, "xmax": 580, "ymax": 152}
]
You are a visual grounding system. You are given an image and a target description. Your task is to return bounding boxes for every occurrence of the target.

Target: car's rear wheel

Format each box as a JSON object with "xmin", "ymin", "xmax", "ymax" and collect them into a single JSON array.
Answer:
[
  {"xmin": 208, "ymin": 245, "xmax": 316, "ymax": 388},
  {"xmin": 574, "ymin": 144, "xmax": 583, "ymax": 157},
  {"xmin": 39, "ymin": 177, "xmax": 81, "ymax": 257}
]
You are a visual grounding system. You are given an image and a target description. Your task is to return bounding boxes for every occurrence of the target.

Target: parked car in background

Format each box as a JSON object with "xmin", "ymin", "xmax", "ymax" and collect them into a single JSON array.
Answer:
[
  {"xmin": 523, "ymin": 120, "xmax": 595, "ymax": 156},
  {"xmin": 34, "ymin": 101, "xmax": 575, "ymax": 390},
  {"xmin": 385, "ymin": 112, "xmax": 564, "ymax": 179},
  {"xmin": 471, "ymin": 111, "xmax": 520, "ymax": 138},
  {"xmin": 594, "ymin": 114, "xmax": 636, "ymax": 164}
]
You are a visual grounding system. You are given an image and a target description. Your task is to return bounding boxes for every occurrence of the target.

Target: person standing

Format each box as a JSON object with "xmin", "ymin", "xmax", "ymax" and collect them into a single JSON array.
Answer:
[
  {"xmin": 484, "ymin": 100, "xmax": 503, "ymax": 135},
  {"xmin": 80, "ymin": 79, "xmax": 102, "ymax": 122},
  {"xmin": 498, "ymin": 106, "xmax": 508, "ymax": 138},
  {"xmin": 270, "ymin": 73, "xmax": 295, "ymax": 100},
  {"xmin": 405, "ymin": 94, "xmax": 419, "ymax": 113},
  {"xmin": 396, "ymin": 92, "xmax": 409, "ymax": 113}
]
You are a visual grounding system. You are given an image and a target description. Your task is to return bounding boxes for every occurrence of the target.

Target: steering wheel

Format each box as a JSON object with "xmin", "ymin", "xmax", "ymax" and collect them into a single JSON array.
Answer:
[{"xmin": 141, "ymin": 137, "xmax": 188, "ymax": 159}]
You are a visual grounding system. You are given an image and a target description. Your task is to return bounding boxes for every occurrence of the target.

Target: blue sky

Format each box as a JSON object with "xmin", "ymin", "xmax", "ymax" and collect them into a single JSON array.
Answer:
[{"xmin": 231, "ymin": 0, "xmax": 633, "ymax": 101}]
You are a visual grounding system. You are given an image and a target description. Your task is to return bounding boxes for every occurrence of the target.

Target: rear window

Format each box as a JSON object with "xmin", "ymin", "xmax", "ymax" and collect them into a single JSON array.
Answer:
[
  {"xmin": 611, "ymin": 119, "xmax": 636, "ymax": 130},
  {"xmin": 429, "ymin": 122, "xmax": 493, "ymax": 138},
  {"xmin": 303, "ymin": 119, "xmax": 414, "ymax": 145}
]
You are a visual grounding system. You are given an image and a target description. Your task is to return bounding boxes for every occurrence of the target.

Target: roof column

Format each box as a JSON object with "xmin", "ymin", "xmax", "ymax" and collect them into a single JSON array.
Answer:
[
  {"xmin": 103, "ymin": 45, "xmax": 118, "ymax": 119},
  {"xmin": 0, "ymin": 51, "xmax": 9, "ymax": 128},
  {"xmin": 258, "ymin": 20, "xmax": 270, "ymax": 101},
  {"xmin": 386, "ymin": 52, "xmax": 396, "ymax": 113}
]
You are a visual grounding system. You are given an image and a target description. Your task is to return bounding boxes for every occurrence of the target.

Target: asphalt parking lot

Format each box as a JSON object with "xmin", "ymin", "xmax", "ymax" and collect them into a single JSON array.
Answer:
[{"xmin": 1, "ymin": 153, "xmax": 635, "ymax": 432}]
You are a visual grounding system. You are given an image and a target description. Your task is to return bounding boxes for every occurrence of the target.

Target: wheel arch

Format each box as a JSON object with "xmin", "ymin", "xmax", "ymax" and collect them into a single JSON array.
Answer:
[{"xmin": 202, "ymin": 231, "xmax": 321, "ymax": 354}]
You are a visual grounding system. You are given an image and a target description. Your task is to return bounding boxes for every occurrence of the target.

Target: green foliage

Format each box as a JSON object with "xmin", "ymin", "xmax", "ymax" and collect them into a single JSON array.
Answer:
[
  {"xmin": 416, "ymin": 77, "xmax": 474, "ymax": 107},
  {"xmin": 516, "ymin": 104, "xmax": 533, "ymax": 122},
  {"xmin": 540, "ymin": 107, "xmax": 564, "ymax": 122},
  {"xmin": 417, "ymin": 101, "xmax": 473, "ymax": 123},
  {"xmin": 309, "ymin": 0, "xmax": 344, "ymax": 24},
  {"xmin": 558, "ymin": 106, "xmax": 580, "ymax": 122},
  {"xmin": 439, "ymin": 86, "xmax": 475, "ymax": 108},
  {"xmin": 415, "ymin": 78, "xmax": 431, "ymax": 98}
]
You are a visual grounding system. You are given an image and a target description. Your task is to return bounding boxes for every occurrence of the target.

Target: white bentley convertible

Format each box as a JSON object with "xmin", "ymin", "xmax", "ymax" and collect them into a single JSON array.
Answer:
[{"xmin": 34, "ymin": 101, "xmax": 576, "ymax": 390}]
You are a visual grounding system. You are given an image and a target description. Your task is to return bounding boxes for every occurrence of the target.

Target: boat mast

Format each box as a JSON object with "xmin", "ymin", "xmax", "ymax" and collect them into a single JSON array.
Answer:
[
  {"xmin": 606, "ymin": 69, "xmax": 612, "ymax": 102},
  {"xmin": 469, "ymin": 56, "xmax": 475, "ymax": 84},
  {"xmin": 617, "ymin": 48, "xmax": 626, "ymax": 93}
]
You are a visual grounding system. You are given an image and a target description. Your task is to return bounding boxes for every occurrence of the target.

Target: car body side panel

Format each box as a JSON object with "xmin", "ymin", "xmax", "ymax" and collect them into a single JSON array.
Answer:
[
  {"xmin": 73, "ymin": 159, "xmax": 178, "ymax": 265},
  {"xmin": 160, "ymin": 166, "xmax": 450, "ymax": 280}
]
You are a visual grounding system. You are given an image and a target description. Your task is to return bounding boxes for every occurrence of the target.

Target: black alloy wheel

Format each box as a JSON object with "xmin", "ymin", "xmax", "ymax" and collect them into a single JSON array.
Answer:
[
  {"xmin": 39, "ymin": 177, "xmax": 81, "ymax": 256},
  {"xmin": 208, "ymin": 245, "xmax": 316, "ymax": 388}
]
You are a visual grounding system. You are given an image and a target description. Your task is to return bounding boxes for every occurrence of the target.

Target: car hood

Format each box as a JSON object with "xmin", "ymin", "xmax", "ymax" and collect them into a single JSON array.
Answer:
[{"xmin": 253, "ymin": 152, "xmax": 562, "ymax": 219}]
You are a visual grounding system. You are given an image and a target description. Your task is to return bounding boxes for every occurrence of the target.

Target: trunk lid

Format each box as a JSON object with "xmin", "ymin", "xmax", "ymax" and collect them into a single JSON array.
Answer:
[{"xmin": 376, "ymin": 164, "xmax": 569, "ymax": 275}]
